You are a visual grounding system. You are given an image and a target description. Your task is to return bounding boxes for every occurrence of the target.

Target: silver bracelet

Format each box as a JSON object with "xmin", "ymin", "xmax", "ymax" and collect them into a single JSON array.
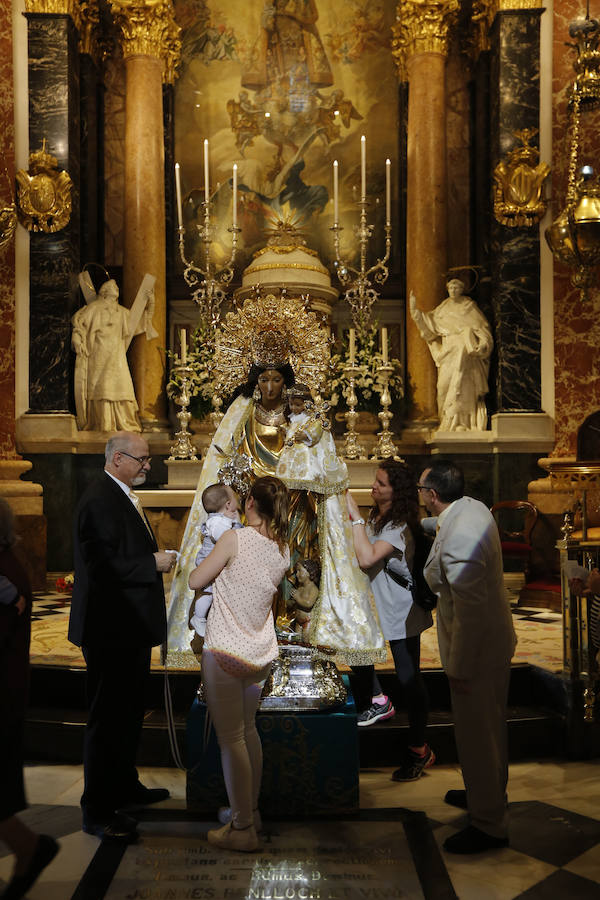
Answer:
[{"xmin": 351, "ymin": 517, "xmax": 365, "ymax": 526}]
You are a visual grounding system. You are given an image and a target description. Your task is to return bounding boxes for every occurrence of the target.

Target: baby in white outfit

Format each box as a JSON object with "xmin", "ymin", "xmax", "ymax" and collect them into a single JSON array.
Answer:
[{"xmin": 189, "ymin": 483, "xmax": 242, "ymax": 638}]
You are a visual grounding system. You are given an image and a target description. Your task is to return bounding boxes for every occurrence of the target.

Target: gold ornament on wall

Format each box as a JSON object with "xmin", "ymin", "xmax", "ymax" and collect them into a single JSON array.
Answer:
[
  {"xmin": 493, "ymin": 128, "xmax": 550, "ymax": 227},
  {"xmin": 0, "ymin": 168, "xmax": 17, "ymax": 251},
  {"xmin": 16, "ymin": 139, "xmax": 73, "ymax": 233}
]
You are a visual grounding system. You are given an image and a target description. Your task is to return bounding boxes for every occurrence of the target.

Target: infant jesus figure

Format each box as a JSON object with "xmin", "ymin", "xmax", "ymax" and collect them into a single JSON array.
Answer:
[{"xmin": 292, "ymin": 558, "xmax": 321, "ymax": 642}]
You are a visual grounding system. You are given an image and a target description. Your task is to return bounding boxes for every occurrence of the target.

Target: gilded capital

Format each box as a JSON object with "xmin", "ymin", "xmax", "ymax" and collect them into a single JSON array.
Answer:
[
  {"xmin": 110, "ymin": 0, "xmax": 181, "ymax": 81},
  {"xmin": 25, "ymin": 0, "xmax": 84, "ymax": 31},
  {"xmin": 392, "ymin": 0, "xmax": 460, "ymax": 77}
]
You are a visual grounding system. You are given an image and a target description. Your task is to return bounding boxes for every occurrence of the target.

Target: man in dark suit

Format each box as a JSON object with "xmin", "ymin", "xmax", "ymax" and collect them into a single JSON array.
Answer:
[
  {"xmin": 419, "ymin": 459, "xmax": 517, "ymax": 854},
  {"xmin": 69, "ymin": 432, "xmax": 177, "ymax": 842}
]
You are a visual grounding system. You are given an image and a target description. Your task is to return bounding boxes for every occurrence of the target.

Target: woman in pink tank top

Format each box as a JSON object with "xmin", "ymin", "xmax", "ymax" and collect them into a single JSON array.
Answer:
[{"xmin": 188, "ymin": 476, "xmax": 289, "ymax": 853}]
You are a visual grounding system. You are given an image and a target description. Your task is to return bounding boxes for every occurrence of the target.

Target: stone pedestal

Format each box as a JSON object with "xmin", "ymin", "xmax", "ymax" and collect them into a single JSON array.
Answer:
[
  {"xmin": 0, "ymin": 459, "xmax": 46, "ymax": 590},
  {"xmin": 186, "ymin": 677, "xmax": 359, "ymax": 817}
]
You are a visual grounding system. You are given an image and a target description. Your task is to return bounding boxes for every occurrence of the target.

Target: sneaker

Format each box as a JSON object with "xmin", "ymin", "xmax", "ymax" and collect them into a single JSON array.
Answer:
[
  {"xmin": 391, "ymin": 745, "xmax": 435, "ymax": 782},
  {"xmin": 217, "ymin": 806, "xmax": 262, "ymax": 831},
  {"xmin": 357, "ymin": 697, "xmax": 396, "ymax": 727},
  {"xmin": 207, "ymin": 821, "xmax": 260, "ymax": 852}
]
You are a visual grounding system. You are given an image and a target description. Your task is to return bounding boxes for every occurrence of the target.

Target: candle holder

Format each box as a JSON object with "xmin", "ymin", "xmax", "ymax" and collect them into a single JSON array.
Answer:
[
  {"xmin": 177, "ymin": 204, "xmax": 241, "ymax": 328},
  {"xmin": 342, "ymin": 363, "xmax": 367, "ymax": 460},
  {"xmin": 208, "ymin": 392, "xmax": 224, "ymax": 431},
  {"xmin": 331, "ymin": 206, "xmax": 392, "ymax": 329},
  {"xmin": 168, "ymin": 362, "xmax": 199, "ymax": 461},
  {"xmin": 371, "ymin": 363, "xmax": 400, "ymax": 460}
]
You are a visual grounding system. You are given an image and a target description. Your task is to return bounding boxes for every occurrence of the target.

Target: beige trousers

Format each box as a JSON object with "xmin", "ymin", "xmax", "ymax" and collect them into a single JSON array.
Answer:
[
  {"xmin": 450, "ymin": 664, "xmax": 511, "ymax": 839},
  {"xmin": 202, "ymin": 650, "xmax": 271, "ymax": 829}
]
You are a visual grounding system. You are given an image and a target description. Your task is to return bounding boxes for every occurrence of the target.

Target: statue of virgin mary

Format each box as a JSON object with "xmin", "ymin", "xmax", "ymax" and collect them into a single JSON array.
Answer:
[{"xmin": 165, "ymin": 292, "xmax": 385, "ymax": 668}]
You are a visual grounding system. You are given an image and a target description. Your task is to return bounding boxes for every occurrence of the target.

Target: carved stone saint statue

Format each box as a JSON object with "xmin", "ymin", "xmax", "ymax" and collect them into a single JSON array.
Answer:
[
  {"xmin": 71, "ymin": 274, "xmax": 157, "ymax": 432},
  {"xmin": 409, "ymin": 278, "xmax": 493, "ymax": 432}
]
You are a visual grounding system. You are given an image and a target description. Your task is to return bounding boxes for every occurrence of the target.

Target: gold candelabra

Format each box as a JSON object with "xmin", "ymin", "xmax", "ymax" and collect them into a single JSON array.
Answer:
[
  {"xmin": 175, "ymin": 156, "xmax": 240, "ymax": 327},
  {"xmin": 331, "ymin": 208, "xmax": 392, "ymax": 328},
  {"xmin": 342, "ymin": 363, "xmax": 366, "ymax": 460},
  {"xmin": 330, "ymin": 138, "xmax": 392, "ymax": 327},
  {"xmin": 371, "ymin": 363, "xmax": 400, "ymax": 459},
  {"xmin": 168, "ymin": 362, "xmax": 198, "ymax": 461}
]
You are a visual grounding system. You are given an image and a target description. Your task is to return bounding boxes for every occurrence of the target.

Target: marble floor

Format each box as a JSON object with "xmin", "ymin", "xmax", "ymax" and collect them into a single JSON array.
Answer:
[{"xmin": 1, "ymin": 758, "xmax": 599, "ymax": 900}]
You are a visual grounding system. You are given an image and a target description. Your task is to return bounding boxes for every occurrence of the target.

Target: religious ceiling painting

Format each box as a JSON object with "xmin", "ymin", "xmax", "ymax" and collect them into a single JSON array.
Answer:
[{"xmin": 173, "ymin": 0, "xmax": 398, "ymax": 274}]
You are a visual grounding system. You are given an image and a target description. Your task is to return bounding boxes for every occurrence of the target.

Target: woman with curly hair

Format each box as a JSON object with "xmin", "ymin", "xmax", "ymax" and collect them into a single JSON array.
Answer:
[{"xmin": 346, "ymin": 458, "xmax": 434, "ymax": 782}]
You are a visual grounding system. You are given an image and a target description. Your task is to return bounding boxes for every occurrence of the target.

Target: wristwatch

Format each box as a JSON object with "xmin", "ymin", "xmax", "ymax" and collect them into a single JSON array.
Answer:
[{"xmin": 352, "ymin": 517, "xmax": 365, "ymax": 526}]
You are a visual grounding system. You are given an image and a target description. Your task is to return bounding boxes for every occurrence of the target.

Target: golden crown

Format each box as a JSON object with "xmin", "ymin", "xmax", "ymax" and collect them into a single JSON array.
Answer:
[{"xmin": 213, "ymin": 289, "xmax": 330, "ymax": 397}]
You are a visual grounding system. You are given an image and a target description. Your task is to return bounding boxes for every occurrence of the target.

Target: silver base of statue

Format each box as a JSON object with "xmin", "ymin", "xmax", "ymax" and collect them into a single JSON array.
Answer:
[
  {"xmin": 196, "ymin": 643, "xmax": 347, "ymax": 711},
  {"xmin": 260, "ymin": 643, "xmax": 347, "ymax": 710}
]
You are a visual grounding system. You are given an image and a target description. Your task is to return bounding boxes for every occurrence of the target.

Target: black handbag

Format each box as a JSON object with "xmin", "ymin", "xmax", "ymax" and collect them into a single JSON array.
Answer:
[
  {"xmin": 383, "ymin": 530, "xmax": 437, "ymax": 611},
  {"xmin": 383, "ymin": 562, "xmax": 437, "ymax": 611}
]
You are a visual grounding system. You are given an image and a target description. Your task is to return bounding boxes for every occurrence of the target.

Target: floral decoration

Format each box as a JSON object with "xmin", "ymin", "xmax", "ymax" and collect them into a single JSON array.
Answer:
[
  {"xmin": 167, "ymin": 319, "xmax": 216, "ymax": 421},
  {"xmin": 55, "ymin": 573, "xmax": 74, "ymax": 593},
  {"xmin": 327, "ymin": 321, "xmax": 404, "ymax": 417}
]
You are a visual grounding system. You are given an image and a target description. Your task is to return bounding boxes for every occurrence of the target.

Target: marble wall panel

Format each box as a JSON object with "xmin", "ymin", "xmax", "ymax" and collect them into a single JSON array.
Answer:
[
  {"xmin": 552, "ymin": 0, "xmax": 600, "ymax": 456},
  {"xmin": 446, "ymin": 45, "xmax": 472, "ymax": 272},
  {"xmin": 80, "ymin": 55, "xmax": 103, "ymax": 265},
  {"xmin": 103, "ymin": 57, "xmax": 125, "ymax": 268},
  {"xmin": 489, "ymin": 10, "xmax": 543, "ymax": 413},
  {"xmin": 0, "ymin": 0, "xmax": 16, "ymax": 457},
  {"xmin": 27, "ymin": 16, "xmax": 80, "ymax": 413}
]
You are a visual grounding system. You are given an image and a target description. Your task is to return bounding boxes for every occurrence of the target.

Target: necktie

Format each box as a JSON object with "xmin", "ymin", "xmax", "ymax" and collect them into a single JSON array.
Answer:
[{"xmin": 130, "ymin": 491, "xmax": 153, "ymax": 537}]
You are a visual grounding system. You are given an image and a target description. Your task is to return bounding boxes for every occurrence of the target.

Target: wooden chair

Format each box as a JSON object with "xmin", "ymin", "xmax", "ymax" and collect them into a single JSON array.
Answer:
[
  {"xmin": 491, "ymin": 500, "xmax": 561, "ymax": 609},
  {"xmin": 491, "ymin": 500, "xmax": 539, "ymax": 582}
]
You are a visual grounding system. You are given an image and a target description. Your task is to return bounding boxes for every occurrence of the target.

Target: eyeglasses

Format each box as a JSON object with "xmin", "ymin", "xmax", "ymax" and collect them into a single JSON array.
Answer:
[
  {"xmin": 416, "ymin": 484, "xmax": 432, "ymax": 492},
  {"xmin": 118, "ymin": 450, "xmax": 152, "ymax": 466}
]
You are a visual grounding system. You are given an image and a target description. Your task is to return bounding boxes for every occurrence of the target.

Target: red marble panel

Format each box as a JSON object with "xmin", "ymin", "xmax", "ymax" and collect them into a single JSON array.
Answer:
[
  {"xmin": 552, "ymin": 0, "xmax": 600, "ymax": 456},
  {"xmin": 0, "ymin": 0, "xmax": 16, "ymax": 459}
]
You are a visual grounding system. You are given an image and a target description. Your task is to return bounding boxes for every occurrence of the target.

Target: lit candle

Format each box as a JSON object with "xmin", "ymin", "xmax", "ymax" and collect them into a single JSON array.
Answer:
[
  {"xmin": 204, "ymin": 139, "xmax": 210, "ymax": 201},
  {"xmin": 385, "ymin": 158, "xmax": 391, "ymax": 226},
  {"xmin": 333, "ymin": 159, "xmax": 339, "ymax": 225},
  {"xmin": 232, "ymin": 163, "xmax": 238, "ymax": 228},
  {"xmin": 381, "ymin": 327, "xmax": 388, "ymax": 365},
  {"xmin": 360, "ymin": 135, "xmax": 366, "ymax": 201},
  {"xmin": 349, "ymin": 328, "xmax": 355, "ymax": 365},
  {"xmin": 174, "ymin": 162, "xmax": 183, "ymax": 229},
  {"xmin": 180, "ymin": 328, "xmax": 187, "ymax": 365}
]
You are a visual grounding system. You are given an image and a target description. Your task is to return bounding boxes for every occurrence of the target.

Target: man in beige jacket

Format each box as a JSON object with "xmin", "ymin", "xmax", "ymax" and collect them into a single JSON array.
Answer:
[{"xmin": 419, "ymin": 459, "xmax": 517, "ymax": 854}]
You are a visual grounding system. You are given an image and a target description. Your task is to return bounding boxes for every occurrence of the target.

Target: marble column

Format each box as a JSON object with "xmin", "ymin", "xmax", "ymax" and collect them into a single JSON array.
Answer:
[
  {"xmin": 112, "ymin": 0, "xmax": 180, "ymax": 430},
  {"xmin": 0, "ymin": 0, "xmax": 18, "ymax": 457},
  {"xmin": 393, "ymin": 0, "xmax": 459, "ymax": 423},
  {"xmin": 25, "ymin": 12, "xmax": 81, "ymax": 414},
  {"xmin": 1, "ymin": 0, "xmax": 44, "ymax": 587},
  {"xmin": 489, "ymin": 6, "xmax": 545, "ymax": 413}
]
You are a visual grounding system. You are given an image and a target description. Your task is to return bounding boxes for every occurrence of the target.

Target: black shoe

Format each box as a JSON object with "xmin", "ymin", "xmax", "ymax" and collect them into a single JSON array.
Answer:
[
  {"xmin": 444, "ymin": 789, "xmax": 468, "ymax": 810},
  {"xmin": 356, "ymin": 697, "xmax": 396, "ymax": 727},
  {"xmin": 392, "ymin": 745, "xmax": 436, "ymax": 782},
  {"xmin": 82, "ymin": 811, "xmax": 139, "ymax": 843},
  {"xmin": 443, "ymin": 825, "xmax": 508, "ymax": 854},
  {"xmin": 120, "ymin": 783, "xmax": 170, "ymax": 808},
  {"xmin": 1, "ymin": 834, "xmax": 59, "ymax": 899}
]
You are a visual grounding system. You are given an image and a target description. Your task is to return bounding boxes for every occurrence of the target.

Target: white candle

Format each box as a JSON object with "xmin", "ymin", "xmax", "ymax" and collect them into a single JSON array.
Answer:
[
  {"xmin": 333, "ymin": 159, "xmax": 339, "ymax": 224},
  {"xmin": 232, "ymin": 163, "xmax": 238, "ymax": 228},
  {"xmin": 360, "ymin": 135, "xmax": 366, "ymax": 201},
  {"xmin": 204, "ymin": 139, "xmax": 210, "ymax": 201},
  {"xmin": 381, "ymin": 327, "xmax": 388, "ymax": 365},
  {"xmin": 349, "ymin": 328, "xmax": 355, "ymax": 365},
  {"xmin": 174, "ymin": 162, "xmax": 183, "ymax": 229},
  {"xmin": 385, "ymin": 158, "xmax": 391, "ymax": 225},
  {"xmin": 180, "ymin": 328, "xmax": 187, "ymax": 365}
]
